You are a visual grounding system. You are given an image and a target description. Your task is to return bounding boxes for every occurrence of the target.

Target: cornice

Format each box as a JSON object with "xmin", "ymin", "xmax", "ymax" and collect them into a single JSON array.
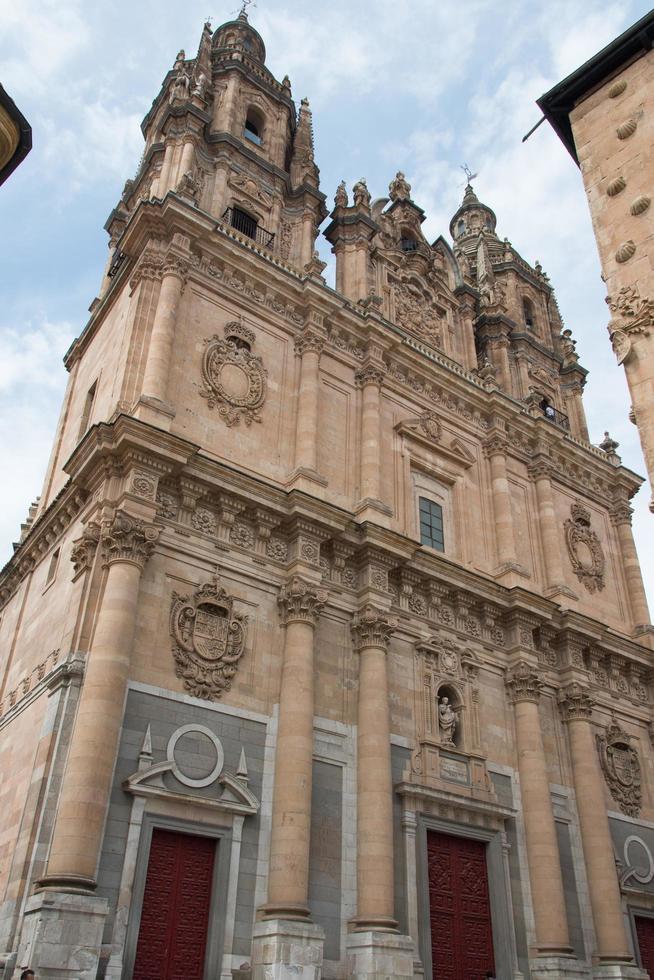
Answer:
[
  {"xmin": 0, "ymin": 483, "xmax": 89, "ymax": 609},
  {"xmin": 3, "ymin": 415, "xmax": 649, "ymax": 682}
]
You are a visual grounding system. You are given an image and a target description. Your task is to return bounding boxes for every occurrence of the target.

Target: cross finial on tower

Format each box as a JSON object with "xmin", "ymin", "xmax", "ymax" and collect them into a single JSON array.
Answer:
[{"xmin": 460, "ymin": 163, "xmax": 478, "ymax": 185}]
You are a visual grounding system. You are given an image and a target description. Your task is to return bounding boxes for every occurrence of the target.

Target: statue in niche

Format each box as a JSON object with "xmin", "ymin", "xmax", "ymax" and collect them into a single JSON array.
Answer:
[{"xmin": 438, "ymin": 695, "xmax": 457, "ymax": 746}]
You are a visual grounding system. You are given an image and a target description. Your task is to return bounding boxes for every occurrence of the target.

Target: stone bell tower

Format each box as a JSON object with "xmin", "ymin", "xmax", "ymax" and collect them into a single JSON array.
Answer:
[
  {"xmin": 450, "ymin": 182, "xmax": 591, "ymax": 443},
  {"xmin": 103, "ymin": 10, "xmax": 326, "ymax": 292}
]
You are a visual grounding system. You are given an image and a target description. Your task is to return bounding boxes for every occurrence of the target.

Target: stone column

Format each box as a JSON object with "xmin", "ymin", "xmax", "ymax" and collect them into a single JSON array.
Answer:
[
  {"xmin": 346, "ymin": 606, "xmax": 414, "ymax": 980},
  {"xmin": 351, "ymin": 606, "xmax": 397, "ymax": 931},
  {"xmin": 140, "ymin": 255, "xmax": 188, "ymax": 412},
  {"xmin": 355, "ymin": 363, "xmax": 385, "ymax": 508},
  {"xmin": 154, "ymin": 140, "xmax": 176, "ymax": 198},
  {"xmin": 489, "ymin": 336, "xmax": 511, "ymax": 391},
  {"xmin": 41, "ymin": 511, "xmax": 160, "ymax": 889},
  {"xmin": 559, "ymin": 684, "xmax": 634, "ymax": 966},
  {"xmin": 528, "ymin": 456, "xmax": 568, "ymax": 596},
  {"xmin": 505, "ymin": 662, "xmax": 572, "ymax": 957},
  {"xmin": 293, "ymin": 331, "xmax": 324, "ymax": 479},
  {"xmin": 610, "ymin": 499, "xmax": 651, "ymax": 629},
  {"xmin": 483, "ymin": 433, "xmax": 521, "ymax": 574},
  {"xmin": 262, "ymin": 577, "xmax": 325, "ymax": 920},
  {"xmin": 562, "ymin": 381, "xmax": 590, "ymax": 443},
  {"xmin": 461, "ymin": 306, "xmax": 478, "ymax": 372},
  {"xmin": 300, "ymin": 210, "xmax": 315, "ymax": 269},
  {"xmin": 177, "ymin": 137, "xmax": 195, "ymax": 184}
]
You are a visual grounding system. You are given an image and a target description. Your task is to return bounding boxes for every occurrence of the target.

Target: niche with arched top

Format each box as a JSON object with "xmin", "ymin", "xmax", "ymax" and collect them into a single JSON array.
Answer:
[
  {"xmin": 523, "ymin": 296, "xmax": 536, "ymax": 330},
  {"xmin": 436, "ymin": 683, "xmax": 464, "ymax": 749},
  {"xmin": 243, "ymin": 105, "xmax": 265, "ymax": 146}
]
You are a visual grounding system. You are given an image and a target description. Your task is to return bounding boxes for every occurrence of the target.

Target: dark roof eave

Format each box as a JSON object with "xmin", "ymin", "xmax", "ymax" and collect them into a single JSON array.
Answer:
[
  {"xmin": 0, "ymin": 85, "xmax": 32, "ymax": 186},
  {"xmin": 537, "ymin": 9, "xmax": 654, "ymax": 165}
]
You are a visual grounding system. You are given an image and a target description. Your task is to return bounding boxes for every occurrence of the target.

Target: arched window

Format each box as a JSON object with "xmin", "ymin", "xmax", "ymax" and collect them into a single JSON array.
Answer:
[
  {"xmin": 400, "ymin": 236, "xmax": 418, "ymax": 253},
  {"xmin": 244, "ymin": 107, "xmax": 264, "ymax": 146},
  {"xmin": 523, "ymin": 297, "xmax": 535, "ymax": 329},
  {"xmin": 456, "ymin": 219, "xmax": 465, "ymax": 236}
]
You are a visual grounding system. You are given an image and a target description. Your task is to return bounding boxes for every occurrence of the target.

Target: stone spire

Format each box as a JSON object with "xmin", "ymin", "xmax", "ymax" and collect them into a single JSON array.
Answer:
[{"xmin": 290, "ymin": 97, "xmax": 319, "ymax": 188}]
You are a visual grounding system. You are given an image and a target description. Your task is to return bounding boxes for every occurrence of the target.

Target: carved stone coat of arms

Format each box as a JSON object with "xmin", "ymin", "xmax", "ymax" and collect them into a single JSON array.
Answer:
[
  {"xmin": 170, "ymin": 575, "xmax": 247, "ymax": 700},
  {"xmin": 597, "ymin": 721, "xmax": 642, "ymax": 817},
  {"xmin": 564, "ymin": 501, "xmax": 605, "ymax": 593}
]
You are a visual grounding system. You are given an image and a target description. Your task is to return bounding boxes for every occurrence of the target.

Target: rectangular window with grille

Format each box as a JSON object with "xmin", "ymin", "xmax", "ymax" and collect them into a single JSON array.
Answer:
[{"xmin": 419, "ymin": 496, "xmax": 444, "ymax": 552}]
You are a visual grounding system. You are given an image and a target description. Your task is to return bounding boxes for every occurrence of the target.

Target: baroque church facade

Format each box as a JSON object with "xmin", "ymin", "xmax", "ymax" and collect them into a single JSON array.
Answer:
[{"xmin": 1, "ymin": 12, "xmax": 654, "ymax": 980}]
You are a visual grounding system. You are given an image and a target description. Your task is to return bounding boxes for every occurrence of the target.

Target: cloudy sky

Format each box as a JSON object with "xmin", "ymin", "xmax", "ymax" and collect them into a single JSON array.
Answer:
[{"xmin": 1, "ymin": 0, "xmax": 653, "ymax": 606}]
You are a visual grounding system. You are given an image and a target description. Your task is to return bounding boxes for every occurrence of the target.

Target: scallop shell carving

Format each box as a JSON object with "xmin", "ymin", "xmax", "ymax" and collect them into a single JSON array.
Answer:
[
  {"xmin": 608, "ymin": 79, "xmax": 627, "ymax": 98},
  {"xmin": 606, "ymin": 176, "xmax": 626, "ymax": 197},
  {"xmin": 630, "ymin": 195, "xmax": 651, "ymax": 216},
  {"xmin": 615, "ymin": 240, "xmax": 636, "ymax": 263},
  {"xmin": 616, "ymin": 118, "xmax": 638, "ymax": 140}
]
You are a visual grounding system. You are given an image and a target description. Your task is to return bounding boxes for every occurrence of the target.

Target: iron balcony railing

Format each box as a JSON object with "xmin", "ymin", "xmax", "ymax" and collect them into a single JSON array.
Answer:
[
  {"xmin": 541, "ymin": 404, "xmax": 570, "ymax": 431},
  {"xmin": 107, "ymin": 250, "xmax": 127, "ymax": 278},
  {"xmin": 222, "ymin": 207, "xmax": 275, "ymax": 249}
]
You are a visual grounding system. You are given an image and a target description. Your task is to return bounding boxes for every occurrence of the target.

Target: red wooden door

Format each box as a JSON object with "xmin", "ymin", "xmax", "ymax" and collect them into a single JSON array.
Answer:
[
  {"xmin": 133, "ymin": 828, "xmax": 216, "ymax": 980},
  {"xmin": 427, "ymin": 830, "xmax": 495, "ymax": 980},
  {"xmin": 636, "ymin": 916, "xmax": 654, "ymax": 978}
]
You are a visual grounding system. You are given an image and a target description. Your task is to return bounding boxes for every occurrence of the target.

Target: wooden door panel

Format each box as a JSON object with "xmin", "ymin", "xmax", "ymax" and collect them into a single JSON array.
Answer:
[
  {"xmin": 427, "ymin": 831, "xmax": 495, "ymax": 980},
  {"xmin": 636, "ymin": 916, "xmax": 654, "ymax": 978},
  {"xmin": 133, "ymin": 828, "xmax": 216, "ymax": 980}
]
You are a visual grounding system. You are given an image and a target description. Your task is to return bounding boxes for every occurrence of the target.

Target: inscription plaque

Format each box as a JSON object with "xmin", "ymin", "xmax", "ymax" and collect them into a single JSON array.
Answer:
[{"xmin": 440, "ymin": 756, "xmax": 469, "ymax": 784}]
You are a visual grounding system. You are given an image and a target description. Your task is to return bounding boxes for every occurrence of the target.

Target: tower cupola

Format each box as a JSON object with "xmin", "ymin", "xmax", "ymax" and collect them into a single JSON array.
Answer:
[
  {"xmin": 449, "ymin": 183, "xmax": 497, "ymax": 241},
  {"xmin": 212, "ymin": 10, "xmax": 266, "ymax": 64}
]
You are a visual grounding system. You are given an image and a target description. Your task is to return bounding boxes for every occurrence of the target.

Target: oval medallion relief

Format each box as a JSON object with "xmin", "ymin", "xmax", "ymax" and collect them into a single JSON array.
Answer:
[{"xmin": 199, "ymin": 320, "xmax": 267, "ymax": 426}]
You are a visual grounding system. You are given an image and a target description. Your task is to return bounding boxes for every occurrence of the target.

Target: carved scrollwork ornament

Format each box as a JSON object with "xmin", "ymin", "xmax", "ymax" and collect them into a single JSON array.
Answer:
[
  {"xmin": 564, "ymin": 502, "xmax": 605, "ymax": 593},
  {"xmin": 597, "ymin": 720, "xmax": 642, "ymax": 817},
  {"xmin": 418, "ymin": 411, "xmax": 442, "ymax": 442},
  {"xmin": 101, "ymin": 511, "xmax": 161, "ymax": 569},
  {"xmin": 170, "ymin": 571, "xmax": 247, "ymax": 700},
  {"xmin": 199, "ymin": 321, "xmax": 267, "ymax": 426}
]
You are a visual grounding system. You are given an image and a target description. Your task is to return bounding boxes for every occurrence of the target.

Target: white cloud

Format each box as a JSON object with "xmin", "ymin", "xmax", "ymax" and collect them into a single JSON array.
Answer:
[{"xmin": 0, "ymin": 319, "xmax": 74, "ymax": 565}]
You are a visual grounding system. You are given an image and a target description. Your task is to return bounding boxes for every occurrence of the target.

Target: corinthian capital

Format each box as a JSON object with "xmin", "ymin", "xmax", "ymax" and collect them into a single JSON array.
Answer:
[
  {"xmin": 294, "ymin": 329, "xmax": 325, "ymax": 357},
  {"xmin": 609, "ymin": 500, "xmax": 633, "ymax": 526},
  {"xmin": 351, "ymin": 605, "xmax": 394, "ymax": 652},
  {"xmin": 101, "ymin": 511, "xmax": 162, "ymax": 569},
  {"xmin": 355, "ymin": 363, "xmax": 386, "ymax": 388},
  {"xmin": 162, "ymin": 253, "xmax": 190, "ymax": 284},
  {"xmin": 558, "ymin": 683, "xmax": 595, "ymax": 722},
  {"xmin": 505, "ymin": 660, "xmax": 542, "ymax": 704},
  {"xmin": 482, "ymin": 432, "xmax": 508, "ymax": 458},
  {"xmin": 278, "ymin": 577, "xmax": 326, "ymax": 625},
  {"xmin": 527, "ymin": 454, "xmax": 553, "ymax": 481}
]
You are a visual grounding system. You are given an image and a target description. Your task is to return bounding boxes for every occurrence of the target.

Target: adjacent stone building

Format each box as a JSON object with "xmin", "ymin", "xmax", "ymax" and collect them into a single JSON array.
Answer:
[
  {"xmin": 1, "ymin": 12, "xmax": 653, "ymax": 980},
  {"xmin": 538, "ymin": 10, "xmax": 654, "ymax": 512}
]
